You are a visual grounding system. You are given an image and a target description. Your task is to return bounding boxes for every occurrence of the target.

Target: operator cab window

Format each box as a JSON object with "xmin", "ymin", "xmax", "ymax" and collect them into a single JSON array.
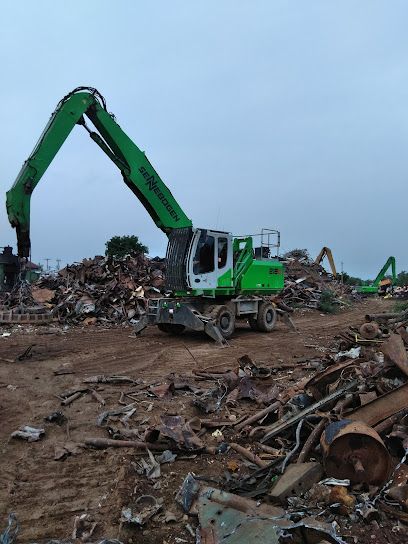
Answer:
[
  {"xmin": 218, "ymin": 238, "xmax": 228, "ymax": 269},
  {"xmin": 193, "ymin": 233, "xmax": 215, "ymax": 274}
]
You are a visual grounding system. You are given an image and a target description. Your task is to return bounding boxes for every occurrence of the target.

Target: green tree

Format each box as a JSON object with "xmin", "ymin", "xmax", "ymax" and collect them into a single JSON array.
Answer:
[
  {"xmin": 105, "ymin": 235, "xmax": 148, "ymax": 258},
  {"xmin": 396, "ymin": 271, "xmax": 408, "ymax": 287},
  {"xmin": 341, "ymin": 272, "xmax": 366, "ymax": 286}
]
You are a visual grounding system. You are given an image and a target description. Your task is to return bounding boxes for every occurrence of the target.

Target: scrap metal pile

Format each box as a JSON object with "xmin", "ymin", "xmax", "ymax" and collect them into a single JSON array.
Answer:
[
  {"xmin": 1, "ymin": 255, "xmax": 165, "ymax": 325},
  {"xmin": 280, "ymin": 249, "xmax": 356, "ymax": 310},
  {"xmin": 1, "ymin": 249, "xmax": 356, "ymax": 328},
  {"xmin": 8, "ymin": 307, "xmax": 408, "ymax": 542},
  {"xmin": 394, "ymin": 286, "xmax": 408, "ymax": 300}
]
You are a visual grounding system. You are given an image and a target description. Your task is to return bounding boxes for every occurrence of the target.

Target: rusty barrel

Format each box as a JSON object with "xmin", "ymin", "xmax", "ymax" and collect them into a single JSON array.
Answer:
[{"xmin": 321, "ymin": 419, "xmax": 391, "ymax": 485}]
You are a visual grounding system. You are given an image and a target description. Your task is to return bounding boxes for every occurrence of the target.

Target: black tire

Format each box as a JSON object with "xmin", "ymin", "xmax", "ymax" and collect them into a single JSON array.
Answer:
[
  {"xmin": 157, "ymin": 323, "xmax": 185, "ymax": 335},
  {"xmin": 255, "ymin": 302, "xmax": 277, "ymax": 332},
  {"xmin": 209, "ymin": 305, "xmax": 235, "ymax": 339}
]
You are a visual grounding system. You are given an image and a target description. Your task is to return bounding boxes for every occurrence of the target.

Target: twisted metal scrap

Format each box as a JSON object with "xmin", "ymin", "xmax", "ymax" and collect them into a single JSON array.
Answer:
[
  {"xmin": 0, "ymin": 513, "xmax": 18, "ymax": 544},
  {"xmin": 3, "ymin": 280, "xmax": 36, "ymax": 311}
]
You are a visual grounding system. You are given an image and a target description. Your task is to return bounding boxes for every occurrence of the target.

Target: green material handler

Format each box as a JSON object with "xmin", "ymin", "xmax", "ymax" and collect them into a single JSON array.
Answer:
[{"xmin": 7, "ymin": 87, "xmax": 284, "ymax": 342}]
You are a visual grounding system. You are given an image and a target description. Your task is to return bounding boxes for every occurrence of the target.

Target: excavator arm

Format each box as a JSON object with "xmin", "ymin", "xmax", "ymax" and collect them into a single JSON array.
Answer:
[
  {"xmin": 372, "ymin": 256, "xmax": 396, "ymax": 287},
  {"xmin": 356, "ymin": 256, "xmax": 397, "ymax": 295},
  {"xmin": 6, "ymin": 87, "xmax": 192, "ymax": 257},
  {"xmin": 315, "ymin": 246, "xmax": 337, "ymax": 277}
]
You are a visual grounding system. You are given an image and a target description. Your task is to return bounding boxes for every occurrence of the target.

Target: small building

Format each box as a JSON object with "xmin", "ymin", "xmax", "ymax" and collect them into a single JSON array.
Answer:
[{"xmin": 0, "ymin": 246, "xmax": 41, "ymax": 292}]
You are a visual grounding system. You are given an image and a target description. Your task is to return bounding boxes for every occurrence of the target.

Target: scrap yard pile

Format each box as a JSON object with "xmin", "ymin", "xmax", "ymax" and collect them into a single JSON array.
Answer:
[
  {"xmin": 1, "ymin": 254, "xmax": 165, "ymax": 324},
  {"xmin": 5, "ymin": 305, "xmax": 408, "ymax": 542},
  {"xmin": 0, "ymin": 249, "xmax": 356, "ymax": 328},
  {"xmin": 280, "ymin": 249, "xmax": 356, "ymax": 310}
]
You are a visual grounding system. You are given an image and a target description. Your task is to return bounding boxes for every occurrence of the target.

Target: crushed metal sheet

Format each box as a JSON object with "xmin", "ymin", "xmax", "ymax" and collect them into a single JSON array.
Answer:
[
  {"xmin": 96, "ymin": 403, "xmax": 136, "ymax": 426},
  {"xmin": 121, "ymin": 495, "xmax": 163, "ymax": 525},
  {"xmin": 10, "ymin": 425, "xmax": 44, "ymax": 442},
  {"xmin": 150, "ymin": 415, "xmax": 205, "ymax": 451},
  {"xmin": 177, "ymin": 474, "xmax": 346, "ymax": 544}
]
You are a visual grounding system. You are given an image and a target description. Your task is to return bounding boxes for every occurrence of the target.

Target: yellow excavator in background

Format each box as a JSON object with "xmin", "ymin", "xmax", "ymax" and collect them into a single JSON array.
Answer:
[{"xmin": 315, "ymin": 247, "xmax": 337, "ymax": 278}]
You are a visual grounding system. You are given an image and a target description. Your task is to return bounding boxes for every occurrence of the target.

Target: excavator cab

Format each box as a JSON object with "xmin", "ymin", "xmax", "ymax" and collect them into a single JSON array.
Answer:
[
  {"xmin": 186, "ymin": 229, "xmax": 233, "ymax": 291},
  {"xmin": 164, "ymin": 228, "xmax": 234, "ymax": 294}
]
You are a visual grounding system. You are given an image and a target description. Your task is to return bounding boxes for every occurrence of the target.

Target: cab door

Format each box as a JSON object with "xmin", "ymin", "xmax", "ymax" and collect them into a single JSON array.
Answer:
[{"xmin": 187, "ymin": 229, "xmax": 233, "ymax": 290}]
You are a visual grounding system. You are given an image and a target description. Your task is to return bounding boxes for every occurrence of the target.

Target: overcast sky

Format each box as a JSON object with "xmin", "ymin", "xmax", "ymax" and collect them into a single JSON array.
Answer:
[{"xmin": 0, "ymin": 1, "xmax": 407, "ymax": 278}]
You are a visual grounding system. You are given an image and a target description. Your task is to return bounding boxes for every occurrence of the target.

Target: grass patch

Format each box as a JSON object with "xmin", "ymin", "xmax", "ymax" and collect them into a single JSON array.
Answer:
[{"xmin": 394, "ymin": 301, "xmax": 408, "ymax": 313}]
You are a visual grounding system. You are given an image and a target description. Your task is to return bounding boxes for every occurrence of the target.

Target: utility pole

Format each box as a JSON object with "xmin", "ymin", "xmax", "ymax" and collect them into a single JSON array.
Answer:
[
  {"xmin": 56, "ymin": 259, "xmax": 61, "ymax": 270},
  {"xmin": 44, "ymin": 258, "xmax": 51, "ymax": 271},
  {"xmin": 341, "ymin": 261, "xmax": 344, "ymax": 284}
]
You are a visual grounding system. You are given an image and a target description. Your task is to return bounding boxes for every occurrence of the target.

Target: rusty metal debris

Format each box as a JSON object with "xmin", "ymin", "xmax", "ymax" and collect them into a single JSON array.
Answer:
[
  {"xmin": 63, "ymin": 313, "xmax": 408, "ymax": 538},
  {"xmin": 307, "ymin": 483, "xmax": 356, "ymax": 515},
  {"xmin": 54, "ymin": 441, "xmax": 82, "ymax": 461},
  {"xmin": 229, "ymin": 442, "xmax": 268, "ymax": 468},
  {"xmin": 152, "ymin": 415, "xmax": 205, "ymax": 451},
  {"xmin": 7, "ymin": 304, "xmax": 408, "ymax": 541},
  {"xmin": 279, "ymin": 250, "xmax": 357, "ymax": 310},
  {"xmin": 348, "ymin": 382, "xmax": 408, "ymax": 427},
  {"xmin": 269, "ymin": 462, "xmax": 323, "ymax": 504},
  {"xmin": 83, "ymin": 374, "xmax": 142, "ymax": 385},
  {"xmin": 84, "ymin": 437, "xmax": 169, "ymax": 451},
  {"xmin": 359, "ymin": 321, "xmax": 380, "ymax": 340},
  {"xmin": 260, "ymin": 381, "xmax": 358, "ymax": 443},
  {"xmin": 0, "ymin": 254, "xmax": 165, "ymax": 325},
  {"xmin": 321, "ymin": 420, "xmax": 391, "ymax": 485},
  {"xmin": 0, "ymin": 251, "xmax": 357, "ymax": 326},
  {"xmin": 385, "ymin": 463, "xmax": 408, "ymax": 509},
  {"xmin": 381, "ymin": 333, "xmax": 408, "ymax": 377}
]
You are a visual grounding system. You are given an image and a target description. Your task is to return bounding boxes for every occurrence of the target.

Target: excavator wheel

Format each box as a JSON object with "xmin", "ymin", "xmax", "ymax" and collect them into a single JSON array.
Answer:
[
  {"xmin": 208, "ymin": 305, "xmax": 235, "ymax": 339},
  {"xmin": 157, "ymin": 323, "xmax": 186, "ymax": 335},
  {"xmin": 252, "ymin": 302, "xmax": 277, "ymax": 333}
]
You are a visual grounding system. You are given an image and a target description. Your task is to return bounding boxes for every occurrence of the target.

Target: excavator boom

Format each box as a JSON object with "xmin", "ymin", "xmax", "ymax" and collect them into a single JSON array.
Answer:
[
  {"xmin": 6, "ymin": 87, "xmax": 192, "ymax": 257},
  {"xmin": 315, "ymin": 246, "xmax": 337, "ymax": 277},
  {"xmin": 356, "ymin": 256, "xmax": 397, "ymax": 295},
  {"xmin": 372, "ymin": 256, "xmax": 396, "ymax": 286}
]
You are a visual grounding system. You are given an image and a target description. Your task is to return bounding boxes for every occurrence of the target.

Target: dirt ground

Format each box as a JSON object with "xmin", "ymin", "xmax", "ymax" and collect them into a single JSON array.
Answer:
[{"xmin": 1, "ymin": 298, "xmax": 406, "ymax": 543}]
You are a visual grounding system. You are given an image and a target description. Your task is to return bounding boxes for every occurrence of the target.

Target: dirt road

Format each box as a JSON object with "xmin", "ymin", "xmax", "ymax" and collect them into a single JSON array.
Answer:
[{"xmin": 0, "ymin": 298, "xmax": 398, "ymax": 542}]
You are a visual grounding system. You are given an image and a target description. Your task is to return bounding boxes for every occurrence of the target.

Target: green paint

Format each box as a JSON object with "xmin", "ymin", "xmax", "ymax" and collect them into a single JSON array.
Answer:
[
  {"xmin": 217, "ymin": 268, "xmax": 233, "ymax": 288},
  {"xmin": 240, "ymin": 260, "xmax": 284, "ymax": 293}
]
